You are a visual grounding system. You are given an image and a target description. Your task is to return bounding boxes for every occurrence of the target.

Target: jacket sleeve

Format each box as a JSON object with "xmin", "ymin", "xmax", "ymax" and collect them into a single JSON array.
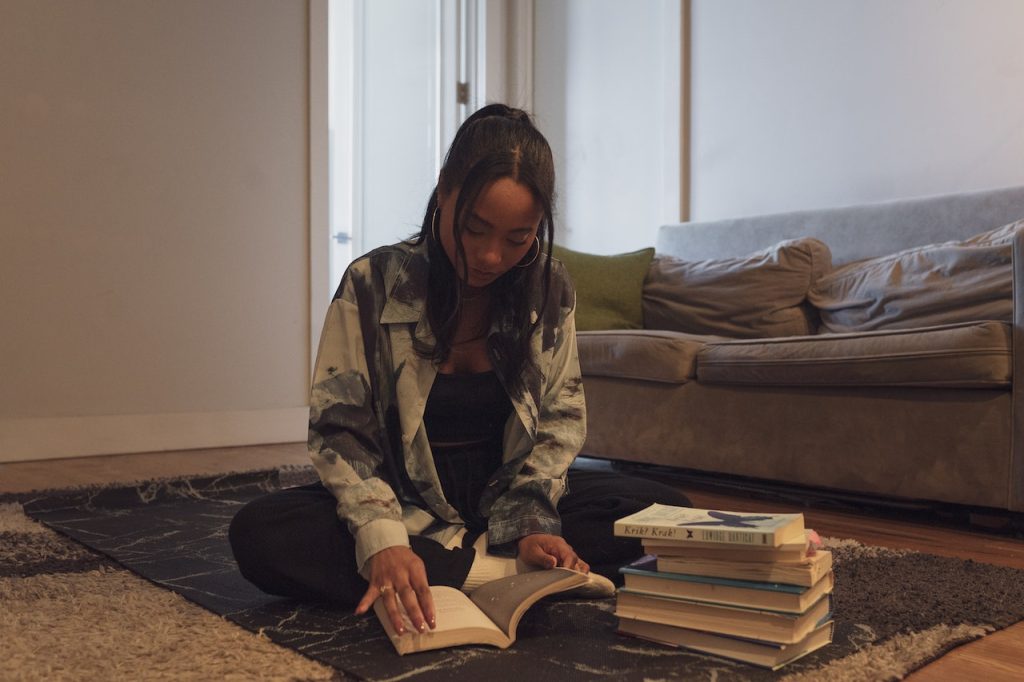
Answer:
[
  {"xmin": 308, "ymin": 264, "xmax": 409, "ymax": 573},
  {"xmin": 486, "ymin": 282, "xmax": 587, "ymax": 547}
]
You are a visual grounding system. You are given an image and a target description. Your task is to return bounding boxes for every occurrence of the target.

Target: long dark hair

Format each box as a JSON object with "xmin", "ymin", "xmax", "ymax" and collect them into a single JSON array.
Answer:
[{"xmin": 408, "ymin": 104, "xmax": 556, "ymax": 394}]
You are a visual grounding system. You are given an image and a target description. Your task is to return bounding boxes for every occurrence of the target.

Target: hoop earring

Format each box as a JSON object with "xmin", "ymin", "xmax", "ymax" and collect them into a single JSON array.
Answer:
[
  {"xmin": 431, "ymin": 206, "xmax": 441, "ymax": 243},
  {"xmin": 516, "ymin": 237, "xmax": 541, "ymax": 268}
]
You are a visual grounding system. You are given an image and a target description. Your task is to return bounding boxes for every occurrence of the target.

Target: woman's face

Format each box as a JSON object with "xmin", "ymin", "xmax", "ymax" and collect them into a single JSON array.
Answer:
[{"xmin": 438, "ymin": 177, "xmax": 543, "ymax": 289}]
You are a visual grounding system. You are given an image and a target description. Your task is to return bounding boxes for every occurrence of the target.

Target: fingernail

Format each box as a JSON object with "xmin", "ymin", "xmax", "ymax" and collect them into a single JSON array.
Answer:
[
  {"xmin": 429, "ymin": 617, "xmax": 436, "ymax": 628},
  {"xmin": 397, "ymin": 626, "xmax": 405, "ymax": 635},
  {"xmin": 418, "ymin": 622, "xmax": 427, "ymax": 633}
]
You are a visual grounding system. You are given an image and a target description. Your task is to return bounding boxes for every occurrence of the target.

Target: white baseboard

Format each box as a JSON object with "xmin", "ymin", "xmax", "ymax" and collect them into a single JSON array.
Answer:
[{"xmin": 0, "ymin": 407, "xmax": 309, "ymax": 463}]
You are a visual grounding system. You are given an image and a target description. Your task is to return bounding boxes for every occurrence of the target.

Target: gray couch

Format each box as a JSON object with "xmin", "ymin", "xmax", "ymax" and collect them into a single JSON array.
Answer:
[{"xmin": 577, "ymin": 185, "xmax": 1024, "ymax": 512}]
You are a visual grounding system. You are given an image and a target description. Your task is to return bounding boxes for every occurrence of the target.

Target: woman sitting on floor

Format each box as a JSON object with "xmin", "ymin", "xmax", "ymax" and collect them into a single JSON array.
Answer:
[{"xmin": 228, "ymin": 104, "xmax": 691, "ymax": 637}]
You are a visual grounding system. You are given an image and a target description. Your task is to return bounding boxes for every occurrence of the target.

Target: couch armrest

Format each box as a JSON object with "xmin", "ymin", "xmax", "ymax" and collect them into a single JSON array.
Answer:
[{"xmin": 1012, "ymin": 229, "xmax": 1024, "ymax": 511}]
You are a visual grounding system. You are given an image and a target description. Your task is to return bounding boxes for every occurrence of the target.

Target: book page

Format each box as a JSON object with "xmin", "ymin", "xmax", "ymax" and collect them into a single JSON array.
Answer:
[
  {"xmin": 430, "ymin": 586, "xmax": 504, "ymax": 635},
  {"xmin": 469, "ymin": 569, "xmax": 585, "ymax": 638},
  {"xmin": 374, "ymin": 585, "xmax": 506, "ymax": 653}
]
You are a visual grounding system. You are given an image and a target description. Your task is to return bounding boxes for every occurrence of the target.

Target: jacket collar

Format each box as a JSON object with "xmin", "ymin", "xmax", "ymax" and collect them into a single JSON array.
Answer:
[
  {"xmin": 379, "ymin": 242, "xmax": 429, "ymax": 325},
  {"xmin": 377, "ymin": 241, "xmax": 540, "ymax": 441}
]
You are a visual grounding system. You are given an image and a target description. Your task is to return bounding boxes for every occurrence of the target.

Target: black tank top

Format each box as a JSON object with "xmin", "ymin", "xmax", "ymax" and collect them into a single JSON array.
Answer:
[
  {"xmin": 423, "ymin": 371, "xmax": 512, "ymax": 445},
  {"xmin": 423, "ymin": 371, "xmax": 513, "ymax": 529}
]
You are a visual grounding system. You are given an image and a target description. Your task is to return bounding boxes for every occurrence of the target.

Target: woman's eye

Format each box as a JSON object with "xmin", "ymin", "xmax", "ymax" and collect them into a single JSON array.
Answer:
[{"xmin": 509, "ymin": 238, "xmax": 529, "ymax": 246}]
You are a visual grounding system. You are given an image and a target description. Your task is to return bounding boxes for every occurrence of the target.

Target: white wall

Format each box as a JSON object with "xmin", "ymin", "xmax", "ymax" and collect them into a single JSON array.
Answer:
[
  {"xmin": 534, "ymin": 0, "xmax": 681, "ymax": 254},
  {"xmin": 690, "ymin": 0, "xmax": 1024, "ymax": 221},
  {"xmin": 0, "ymin": 1, "xmax": 311, "ymax": 461}
]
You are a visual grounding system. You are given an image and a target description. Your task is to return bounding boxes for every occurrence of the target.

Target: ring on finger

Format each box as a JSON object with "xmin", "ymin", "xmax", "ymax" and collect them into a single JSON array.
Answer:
[{"xmin": 378, "ymin": 584, "xmax": 394, "ymax": 595}]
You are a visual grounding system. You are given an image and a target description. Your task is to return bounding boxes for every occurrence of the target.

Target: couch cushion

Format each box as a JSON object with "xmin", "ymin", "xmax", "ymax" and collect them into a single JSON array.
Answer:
[
  {"xmin": 552, "ymin": 245, "xmax": 655, "ymax": 331},
  {"xmin": 696, "ymin": 321, "xmax": 1011, "ymax": 388},
  {"xmin": 643, "ymin": 238, "xmax": 832, "ymax": 339},
  {"xmin": 578, "ymin": 329, "xmax": 722, "ymax": 384},
  {"xmin": 808, "ymin": 220, "xmax": 1023, "ymax": 333}
]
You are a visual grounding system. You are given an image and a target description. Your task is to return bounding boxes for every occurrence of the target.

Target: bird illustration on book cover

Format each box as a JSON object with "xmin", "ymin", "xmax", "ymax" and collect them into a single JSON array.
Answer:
[{"xmin": 682, "ymin": 512, "xmax": 777, "ymax": 528}]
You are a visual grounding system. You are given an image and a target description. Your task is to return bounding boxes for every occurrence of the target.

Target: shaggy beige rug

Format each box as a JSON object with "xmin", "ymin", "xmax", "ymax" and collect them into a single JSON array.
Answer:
[{"xmin": 1, "ymin": 502, "xmax": 338, "ymax": 681}]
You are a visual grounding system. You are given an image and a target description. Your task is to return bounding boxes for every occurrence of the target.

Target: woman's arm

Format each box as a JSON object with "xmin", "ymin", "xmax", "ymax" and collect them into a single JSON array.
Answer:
[
  {"xmin": 309, "ymin": 261, "xmax": 409, "ymax": 571},
  {"xmin": 310, "ymin": 260, "xmax": 435, "ymax": 631}
]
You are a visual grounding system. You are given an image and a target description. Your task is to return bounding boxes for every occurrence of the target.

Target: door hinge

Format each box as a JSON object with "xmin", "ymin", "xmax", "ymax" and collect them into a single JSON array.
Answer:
[{"xmin": 456, "ymin": 82, "xmax": 469, "ymax": 105}]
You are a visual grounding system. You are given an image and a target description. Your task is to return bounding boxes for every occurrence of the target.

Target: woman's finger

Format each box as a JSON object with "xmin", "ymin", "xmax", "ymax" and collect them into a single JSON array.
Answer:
[
  {"xmin": 549, "ymin": 538, "xmax": 590, "ymax": 573},
  {"xmin": 380, "ymin": 585, "xmax": 408, "ymax": 635},
  {"xmin": 398, "ymin": 585, "xmax": 428, "ymax": 633},
  {"xmin": 526, "ymin": 544, "xmax": 557, "ymax": 568},
  {"xmin": 414, "ymin": 580, "xmax": 437, "ymax": 630},
  {"xmin": 354, "ymin": 583, "xmax": 379, "ymax": 615},
  {"xmin": 549, "ymin": 540, "xmax": 576, "ymax": 568}
]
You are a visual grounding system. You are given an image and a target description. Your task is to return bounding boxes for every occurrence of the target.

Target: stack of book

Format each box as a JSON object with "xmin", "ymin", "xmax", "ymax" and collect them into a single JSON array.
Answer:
[{"xmin": 612, "ymin": 503, "xmax": 834, "ymax": 670}]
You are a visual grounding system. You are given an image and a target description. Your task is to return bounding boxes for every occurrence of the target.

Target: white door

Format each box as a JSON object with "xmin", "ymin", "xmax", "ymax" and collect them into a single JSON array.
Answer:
[{"xmin": 328, "ymin": 0, "xmax": 484, "ymax": 295}]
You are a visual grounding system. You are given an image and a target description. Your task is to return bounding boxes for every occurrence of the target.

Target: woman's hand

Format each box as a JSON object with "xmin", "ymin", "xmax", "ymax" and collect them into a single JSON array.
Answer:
[
  {"xmin": 517, "ymin": 533, "xmax": 589, "ymax": 573},
  {"xmin": 355, "ymin": 546, "xmax": 436, "ymax": 634}
]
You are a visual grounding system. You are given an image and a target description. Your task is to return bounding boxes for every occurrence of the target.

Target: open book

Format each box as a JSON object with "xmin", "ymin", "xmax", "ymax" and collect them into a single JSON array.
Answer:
[{"xmin": 374, "ymin": 568, "xmax": 589, "ymax": 655}]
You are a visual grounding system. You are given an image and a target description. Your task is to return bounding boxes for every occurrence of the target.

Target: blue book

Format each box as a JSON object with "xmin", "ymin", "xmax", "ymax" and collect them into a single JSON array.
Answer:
[{"xmin": 620, "ymin": 556, "xmax": 834, "ymax": 614}]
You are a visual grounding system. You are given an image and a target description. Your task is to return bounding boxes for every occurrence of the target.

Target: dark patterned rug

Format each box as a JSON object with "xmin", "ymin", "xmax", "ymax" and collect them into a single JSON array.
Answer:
[{"xmin": 5, "ymin": 468, "xmax": 1024, "ymax": 681}]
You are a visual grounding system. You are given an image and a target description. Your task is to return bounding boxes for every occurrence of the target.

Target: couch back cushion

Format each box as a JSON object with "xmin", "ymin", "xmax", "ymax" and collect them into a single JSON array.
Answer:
[
  {"xmin": 642, "ymin": 238, "xmax": 832, "ymax": 338},
  {"xmin": 808, "ymin": 220, "xmax": 1023, "ymax": 334},
  {"xmin": 552, "ymin": 245, "xmax": 655, "ymax": 331}
]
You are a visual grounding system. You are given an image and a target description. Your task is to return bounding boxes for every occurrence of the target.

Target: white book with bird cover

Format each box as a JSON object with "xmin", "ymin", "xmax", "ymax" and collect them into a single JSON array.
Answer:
[{"xmin": 614, "ymin": 504, "xmax": 805, "ymax": 547}]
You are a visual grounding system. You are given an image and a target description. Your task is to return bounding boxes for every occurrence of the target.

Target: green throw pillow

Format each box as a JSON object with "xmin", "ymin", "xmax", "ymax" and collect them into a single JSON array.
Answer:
[{"xmin": 551, "ymin": 244, "xmax": 655, "ymax": 331}]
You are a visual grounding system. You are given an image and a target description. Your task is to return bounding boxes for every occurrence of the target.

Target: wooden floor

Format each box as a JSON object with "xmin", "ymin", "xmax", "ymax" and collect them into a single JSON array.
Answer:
[{"xmin": 3, "ymin": 443, "xmax": 1023, "ymax": 680}]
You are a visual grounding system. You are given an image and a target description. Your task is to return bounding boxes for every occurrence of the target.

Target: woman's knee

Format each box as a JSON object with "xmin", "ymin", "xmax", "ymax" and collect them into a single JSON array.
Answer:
[
  {"xmin": 649, "ymin": 482, "xmax": 692, "ymax": 508},
  {"xmin": 613, "ymin": 473, "xmax": 692, "ymax": 508},
  {"xmin": 566, "ymin": 469, "xmax": 692, "ymax": 509},
  {"xmin": 228, "ymin": 497, "xmax": 287, "ymax": 582},
  {"xmin": 228, "ymin": 503, "xmax": 256, "ymax": 551}
]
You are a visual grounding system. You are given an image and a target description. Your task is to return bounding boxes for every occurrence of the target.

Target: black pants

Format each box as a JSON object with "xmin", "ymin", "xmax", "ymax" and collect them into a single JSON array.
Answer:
[{"xmin": 228, "ymin": 469, "xmax": 691, "ymax": 605}]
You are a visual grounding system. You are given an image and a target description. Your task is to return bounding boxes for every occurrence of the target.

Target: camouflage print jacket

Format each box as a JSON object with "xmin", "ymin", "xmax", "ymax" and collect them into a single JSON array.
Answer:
[{"xmin": 308, "ymin": 240, "xmax": 586, "ymax": 572}]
